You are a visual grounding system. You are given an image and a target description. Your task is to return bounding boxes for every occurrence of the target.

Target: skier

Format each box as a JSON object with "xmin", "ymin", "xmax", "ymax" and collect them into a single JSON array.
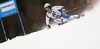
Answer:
[{"xmin": 44, "ymin": 3, "xmax": 82, "ymax": 29}]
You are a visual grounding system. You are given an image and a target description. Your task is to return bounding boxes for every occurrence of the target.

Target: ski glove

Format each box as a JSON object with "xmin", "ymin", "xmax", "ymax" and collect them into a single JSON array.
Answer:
[
  {"xmin": 62, "ymin": 9, "xmax": 66, "ymax": 14},
  {"xmin": 47, "ymin": 24, "xmax": 51, "ymax": 29}
]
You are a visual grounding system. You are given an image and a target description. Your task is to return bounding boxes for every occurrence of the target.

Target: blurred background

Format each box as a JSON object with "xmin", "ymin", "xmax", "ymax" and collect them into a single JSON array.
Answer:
[{"xmin": 0, "ymin": 0, "xmax": 96, "ymax": 43}]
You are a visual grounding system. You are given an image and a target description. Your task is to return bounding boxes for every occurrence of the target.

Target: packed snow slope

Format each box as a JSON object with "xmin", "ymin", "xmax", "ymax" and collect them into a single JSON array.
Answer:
[{"xmin": 0, "ymin": 2, "xmax": 100, "ymax": 49}]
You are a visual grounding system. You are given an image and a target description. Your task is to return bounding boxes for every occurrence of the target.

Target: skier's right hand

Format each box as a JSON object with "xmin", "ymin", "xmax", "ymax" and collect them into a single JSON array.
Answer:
[
  {"xmin": 47, "ymin": 24, "xmax": 51, "ymax": 29},
  {"xmin": 62, "ymin": 9, "xmax": 66, "ymax": 14}
]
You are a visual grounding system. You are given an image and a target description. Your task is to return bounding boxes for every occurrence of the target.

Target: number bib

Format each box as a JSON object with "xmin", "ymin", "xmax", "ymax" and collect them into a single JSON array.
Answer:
[{"xmin": 52, "ymin": 11, "xmax": 60, "ymax": 19}]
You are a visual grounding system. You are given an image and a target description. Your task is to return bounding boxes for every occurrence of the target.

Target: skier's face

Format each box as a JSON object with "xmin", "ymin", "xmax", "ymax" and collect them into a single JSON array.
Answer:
[{"xmin": 47, "ymin": 8, "xmax": 51, "ymax": 13}]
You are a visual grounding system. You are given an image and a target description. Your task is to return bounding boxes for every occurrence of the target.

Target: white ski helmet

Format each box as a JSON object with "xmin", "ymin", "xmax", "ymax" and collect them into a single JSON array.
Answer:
[{"xmin": 44, "ymin": 3, "xmax": 51, "ymax": 10}]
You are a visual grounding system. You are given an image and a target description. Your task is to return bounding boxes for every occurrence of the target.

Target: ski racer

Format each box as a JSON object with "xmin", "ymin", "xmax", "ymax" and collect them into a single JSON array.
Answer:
[{"xmin": 44, "ymin": 3, "xmax": 81, "ymax": 29}]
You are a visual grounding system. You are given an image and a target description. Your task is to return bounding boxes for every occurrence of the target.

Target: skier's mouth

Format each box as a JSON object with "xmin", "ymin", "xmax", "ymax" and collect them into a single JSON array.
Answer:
[{"xmin": 47, "ymin": 10, "xmax": 51, "ymax": 13}]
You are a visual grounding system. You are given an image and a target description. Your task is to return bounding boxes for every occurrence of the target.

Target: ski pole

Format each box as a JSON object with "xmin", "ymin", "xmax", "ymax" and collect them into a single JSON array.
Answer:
[{"xmin": 66, "ymin": 1, "xmax": 96, "ymax": 12}]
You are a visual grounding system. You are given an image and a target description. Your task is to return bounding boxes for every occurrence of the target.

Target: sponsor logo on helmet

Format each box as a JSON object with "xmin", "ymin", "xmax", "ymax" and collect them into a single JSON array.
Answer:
[{"xmin": 45, "ymin": 5, "xmax": 47, "ymax": 7}]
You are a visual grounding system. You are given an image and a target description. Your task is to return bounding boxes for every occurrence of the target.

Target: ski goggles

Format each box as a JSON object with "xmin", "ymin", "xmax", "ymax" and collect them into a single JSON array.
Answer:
[
  {"xmin": 45, "ymin": 6, "xmax": 51, "ymax": 10},
  {"xmin": 45, "ymin": 7, "xmax": 50, "ymax": 10}
]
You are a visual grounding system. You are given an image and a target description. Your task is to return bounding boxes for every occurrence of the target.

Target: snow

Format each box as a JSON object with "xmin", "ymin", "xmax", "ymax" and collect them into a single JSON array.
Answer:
[{"xmin": 0, "ymin": 2, "xmax": 100, "ymax": 49}]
